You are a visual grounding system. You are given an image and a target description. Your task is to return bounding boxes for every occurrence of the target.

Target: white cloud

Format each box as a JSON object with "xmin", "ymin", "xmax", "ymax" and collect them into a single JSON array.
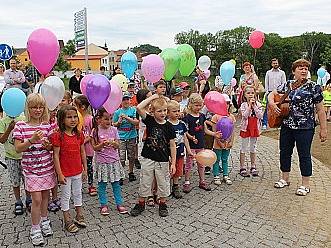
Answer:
[{"xmin": 0, "ymin": 0, "xmax": 330, "ymax": 50}]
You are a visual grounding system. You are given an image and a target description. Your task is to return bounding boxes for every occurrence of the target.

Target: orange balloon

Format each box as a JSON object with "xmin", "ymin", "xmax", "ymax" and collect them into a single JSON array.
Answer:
[{"xmin": 196, "ymin": 149, "xmax": 217, "ymax": 167}]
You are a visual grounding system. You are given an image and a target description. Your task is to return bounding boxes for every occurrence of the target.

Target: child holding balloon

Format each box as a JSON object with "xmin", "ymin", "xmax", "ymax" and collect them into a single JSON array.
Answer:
[
  {"xmin": 211, "ymin": 94, "xmax": 236, "ymax": 185},
  {"xmin": 13, "ymin": 93, "xmax": 56, "ymax": 246},
  {"xmin": 74, "ymin": 95, "xmax": 96, "ymax": 196},
  {"xmin": 239, "ymin": 85, "xmax": 263, "ymax": 177},
  {"xmin": 183, "ymin": 93, "xmax": 221, "ymax": 193}
]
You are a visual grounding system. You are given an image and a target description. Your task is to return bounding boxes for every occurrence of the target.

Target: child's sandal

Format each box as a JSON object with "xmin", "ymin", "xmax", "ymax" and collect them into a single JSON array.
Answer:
[
  {"xmin": 250, "ymin": 167, "xmax": 259, "ymax": 177},
  {"xmin": 146, "ymin": 196, "xmax": 155, "ymax": 207},
  {"xmin": 65, "ymin": 221, "xmax": 79, "ymax": 233},
  {"xmin": 239, "ymin": 168, "xmax": 250, "ymax": 177}
]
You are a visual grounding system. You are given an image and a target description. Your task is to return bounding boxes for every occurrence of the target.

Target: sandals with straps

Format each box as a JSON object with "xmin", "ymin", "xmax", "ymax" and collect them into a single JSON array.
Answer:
[
  {"xmin": 14, "ymin": 202, "xmax": 24, "ymax": 215},
  {"xmin": 250, "ymin": 167, "xmax": 259, "ymax": 177},
  {"xmin": 239, "ymin": 168, "xmax": 250, "ymax": 177},
  {"xmin": 64, "ymin": 221, "xmax": 79, "ymax": 233},
  {"xmin": 274, "ymin": 179, "xmax": 290, "ymax": 188},
  {"xmin": 296, "ymin": 186, "xmax": 310, "ymax": 196}
]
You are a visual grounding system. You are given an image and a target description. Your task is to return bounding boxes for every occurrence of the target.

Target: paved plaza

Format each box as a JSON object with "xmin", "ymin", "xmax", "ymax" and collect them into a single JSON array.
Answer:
[{"xmin": 0, "ymin": 135, "xmax": 330, "ymax": 248}]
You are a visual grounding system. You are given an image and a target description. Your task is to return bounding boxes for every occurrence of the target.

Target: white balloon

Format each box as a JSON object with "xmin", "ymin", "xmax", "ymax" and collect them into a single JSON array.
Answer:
[
  {"xmin": 41, "ymin": 76, "xmax": 65, "ymax": 110},
  {"xmin": 198, "ymin": 55, "xmax": 211, "ymax": 71}
]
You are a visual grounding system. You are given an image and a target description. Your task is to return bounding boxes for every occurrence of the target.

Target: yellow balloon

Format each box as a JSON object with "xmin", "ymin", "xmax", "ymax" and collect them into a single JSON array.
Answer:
[
  {"xmin": 230, "ymin": 59, "xmax": 236, "ymax": 65},
  {"xmin": 112, "ymin": 74, "xmax": 128, "ymax": 91},
  {"xmin": 196, "ymin": 149, "xmax": 217, "ymax": 167}
]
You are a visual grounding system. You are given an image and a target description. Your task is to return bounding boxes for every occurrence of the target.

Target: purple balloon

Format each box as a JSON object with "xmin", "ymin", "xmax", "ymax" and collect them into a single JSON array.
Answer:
[
  {"xmin": 216, "ymin": 117, "xmax": 234, "ymax": 140},
  {"xmin": 86, "ymin": 74, "xmax": 111, "ymax": 109}
]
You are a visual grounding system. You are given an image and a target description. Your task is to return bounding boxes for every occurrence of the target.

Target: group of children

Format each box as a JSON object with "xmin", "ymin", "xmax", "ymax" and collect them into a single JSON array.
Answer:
[{"xmin": 0, "ymin": 78, "xmax": 264, "ymax": 246}]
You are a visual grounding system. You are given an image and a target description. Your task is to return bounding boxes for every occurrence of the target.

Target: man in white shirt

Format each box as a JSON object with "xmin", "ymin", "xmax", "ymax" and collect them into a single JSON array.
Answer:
[
  {"xmin": 262, "ymin": 58, "xmax": 287, "ymax": 129},
  {"xmin": 3, "ymin": 59, "xmax": 25, "ymax": 91}
]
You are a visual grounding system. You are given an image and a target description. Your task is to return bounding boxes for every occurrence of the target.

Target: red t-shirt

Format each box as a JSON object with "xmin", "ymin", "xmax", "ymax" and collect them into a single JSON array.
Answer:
[{"xmin": 51, "ymin": 131, "xmax": 85, "ymax": 177}]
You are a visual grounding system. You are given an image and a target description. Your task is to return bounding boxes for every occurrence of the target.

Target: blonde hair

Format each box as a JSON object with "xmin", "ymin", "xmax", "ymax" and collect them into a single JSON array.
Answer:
[
  {"xmin": 150, "ymin": 96, "xmax": 167, "ymax": 112},
  {"xmin": 25, "ymin": 93, "xmax": 49, "ymax": 123},
  {"xmin": 241, "ymin": 85, "xmax": 256, "ymax": 103},
  {"xmin": 167, "ymin": 100, "xmax": 180, "ymax": 111},
  {"xmin": 187, "ymin": 93, "xmax": 203, "ymax": 114}
]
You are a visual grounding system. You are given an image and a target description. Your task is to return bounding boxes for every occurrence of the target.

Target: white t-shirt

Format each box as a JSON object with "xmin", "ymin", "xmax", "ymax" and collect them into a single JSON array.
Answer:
[{"xmin": 0, "ymin": 75, "xmax": 5, "ymax": 92}]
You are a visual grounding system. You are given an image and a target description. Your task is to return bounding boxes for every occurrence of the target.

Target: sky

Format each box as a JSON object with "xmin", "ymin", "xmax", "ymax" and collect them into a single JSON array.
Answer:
[{"xmin": 1, "ymin": 0, "xmax": 330, "ymax": 50}]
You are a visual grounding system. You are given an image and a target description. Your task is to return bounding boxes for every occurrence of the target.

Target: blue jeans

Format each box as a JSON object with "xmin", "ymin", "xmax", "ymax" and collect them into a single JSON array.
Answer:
[
  {"xmin": 212, "ymin": 149, "xmax": 230, "ymax": 177},
  {"xmin": 98, "ymin": 181, "xmax": 123, "ymax": 207},
  {"xmin": 280, "ymin": 125, "xmax": 314, "ymax": 177},
  {"xmin": 262, "ymin": 92, "xmax": 269, "ymax": 126}
]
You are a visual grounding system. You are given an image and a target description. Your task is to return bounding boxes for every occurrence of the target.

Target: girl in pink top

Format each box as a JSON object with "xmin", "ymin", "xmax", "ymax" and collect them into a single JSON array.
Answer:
[
  {"xmin": 239, "ymin": 85, "xmax": 263, "ymax": 177},
  {"xmin": 74, "ymin": 95, "xmax": 96, "ymax": 196},
  {"xmin": 91, "ymin": 108, "xmax": 126, "ymax": 216},
  {"xmin": 13, "ymin": 93, "xmax": 56, "ymax": 246}
]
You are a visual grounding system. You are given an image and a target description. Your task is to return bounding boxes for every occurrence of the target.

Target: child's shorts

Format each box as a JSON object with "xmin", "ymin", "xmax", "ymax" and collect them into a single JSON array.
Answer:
[
  {"xmin": 5, "ymin": 158, "xmax": 24, "ymax": 187},
  {"xmin": 119, "ymin": 138, "xmax": 136, "ymax": 163},
  {"xmin": 173, "ymin": 156, "xmax": 184, "ymax": 178},
  {"xmin": 139, "ymin": 158, "xmax": 170, "ymax": 198}
]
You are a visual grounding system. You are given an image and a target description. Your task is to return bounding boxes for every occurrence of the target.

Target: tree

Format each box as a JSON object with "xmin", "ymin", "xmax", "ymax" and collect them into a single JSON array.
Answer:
[
  {"xmin": 131, "ymin": 44, "xmax": 161, "ymax": 54},
  {"xmin": 62, "ymin": 39, "xmax": 76, "ymax": 56},
  {"xmin": 54, "ymin": 54, "xmax": 71, "ymax": 72},
  {"xmin": 320, "ymin": 42, "xmax": 331, "ymax": 67}
]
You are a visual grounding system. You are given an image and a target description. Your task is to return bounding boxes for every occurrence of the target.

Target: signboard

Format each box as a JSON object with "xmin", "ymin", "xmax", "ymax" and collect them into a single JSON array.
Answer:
[
  {"xmin": 74, "ymin": 9, "xmax": 87, "ymax": 49},
  {"xmin": 0, "ymin": 44, "xmax": 13, "ymax": 61}
]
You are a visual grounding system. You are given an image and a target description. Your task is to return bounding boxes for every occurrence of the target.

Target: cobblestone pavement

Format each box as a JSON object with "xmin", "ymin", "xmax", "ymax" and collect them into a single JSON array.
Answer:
[{"xmin": 0, "ymin": 135, "xmax": 330, "ymax": 248}]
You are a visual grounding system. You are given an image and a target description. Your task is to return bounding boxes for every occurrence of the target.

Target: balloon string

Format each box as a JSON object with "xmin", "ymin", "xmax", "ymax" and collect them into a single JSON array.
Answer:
[{"xmin": 253, "ymin": 49, "xmax": 257, "ymax": 67}]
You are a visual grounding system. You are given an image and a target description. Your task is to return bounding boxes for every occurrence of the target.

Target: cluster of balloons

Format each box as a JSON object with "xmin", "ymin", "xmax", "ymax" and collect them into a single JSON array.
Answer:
[
  {"xmin": 141, "ymin": 44, "xmax": 197, "ymax": 84},
  {"xmin": 249, "ymin": 30, "xmax": 265, "ymax": 49}
]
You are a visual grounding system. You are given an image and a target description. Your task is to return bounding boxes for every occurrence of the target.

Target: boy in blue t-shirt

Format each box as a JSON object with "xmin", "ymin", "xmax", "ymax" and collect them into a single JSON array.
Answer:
[{"xmin": 113, "ymin": 92, "xmax": 139, "ymax": 181}]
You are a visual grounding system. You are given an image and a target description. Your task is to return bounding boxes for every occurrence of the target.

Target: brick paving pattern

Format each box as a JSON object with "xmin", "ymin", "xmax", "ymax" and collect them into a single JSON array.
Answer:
[{"xmin": 0, "ymin": 135, "xmax": 330, "ymax": 247}]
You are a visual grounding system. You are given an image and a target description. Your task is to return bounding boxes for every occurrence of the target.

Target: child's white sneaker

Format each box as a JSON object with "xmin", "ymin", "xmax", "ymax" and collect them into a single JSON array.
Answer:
[
  {"xmin": 214, "ymin": 176, "xmax": 222, "ymax": 185},
  {"xmin": 30, "ymin": 228, "xmax": 44, "ymax": 246},
  {"xmin": 223, "ymin": 176, "xmax": 232, "ymax": 185},
  {"xmin": 41, "ymin": 219, "xmax": 53, "ymax": 236}
]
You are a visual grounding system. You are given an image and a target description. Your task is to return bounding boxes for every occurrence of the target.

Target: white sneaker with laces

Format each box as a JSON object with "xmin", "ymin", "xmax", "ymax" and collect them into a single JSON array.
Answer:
[
  {"xmin": 30, "ymin": 228, "xmax": 44, "ymax": 246},
  {"xmin": 223, "ymin": 176, "xmax": 232, "ymax": 185},
  {"xmin": 41, "ymin": 219, "xmax": 53, "ymax": 236},
  {"xmin": 214, "ymin": 176, "xmax": 222, "ymax": 185}
]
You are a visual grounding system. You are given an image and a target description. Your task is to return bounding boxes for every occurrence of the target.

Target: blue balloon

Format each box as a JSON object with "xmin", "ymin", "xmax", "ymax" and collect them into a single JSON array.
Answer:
[
  {"xmin": 220, "ymin": 61, "xmax": 235, "ymax": 85},
  {"xmin": 317, "ymin": 68, "xmax": 326, "ymax": 78},
  {"xmin": 1, "ymin": 88, "xmax": 26, "ymax": 117},
  {"xmin": 121, "ymin": 51, "xmax": 138, "ymax": 79}
]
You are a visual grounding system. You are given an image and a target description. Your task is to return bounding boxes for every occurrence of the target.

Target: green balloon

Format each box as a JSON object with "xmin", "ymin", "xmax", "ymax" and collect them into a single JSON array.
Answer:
[
  {"xmin": 160, "ymin": 48, "xmax": 181, "ymax": 81},
  {"xmin": 177, "ymin": 44, "xmax": 196, "ymax": 76}
]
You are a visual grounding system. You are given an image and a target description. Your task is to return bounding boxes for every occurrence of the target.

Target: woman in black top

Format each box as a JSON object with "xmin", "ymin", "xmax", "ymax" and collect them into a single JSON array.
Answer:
[{"xmin": 69, "ymin": 68, "xmax": 84, "ymax": 95}]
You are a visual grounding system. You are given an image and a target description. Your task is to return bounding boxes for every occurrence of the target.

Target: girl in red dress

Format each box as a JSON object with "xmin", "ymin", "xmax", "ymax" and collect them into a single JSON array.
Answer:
[{"xmin": 239, "ymin": 85, "xmax": 263, "ymax": 177}]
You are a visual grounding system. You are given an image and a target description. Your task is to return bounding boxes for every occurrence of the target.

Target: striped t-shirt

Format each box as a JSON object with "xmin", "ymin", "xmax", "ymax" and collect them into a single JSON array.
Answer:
[{"xmin": 13, "ymin": 121, "xmax": 55, "ymax": 178}]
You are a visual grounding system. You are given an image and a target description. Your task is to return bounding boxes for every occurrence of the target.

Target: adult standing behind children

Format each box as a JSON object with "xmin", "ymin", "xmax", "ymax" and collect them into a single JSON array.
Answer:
[
  {"xmin": 262, "ymin": 58, "xmax": 286, "ymax": 129},
  {"xmin": 130, "ymin": 94, "xmax": 176, "ymax": 217},
  {"xmin": 69, "ymin": 68, "xmax": 83, "ymax": 96}
]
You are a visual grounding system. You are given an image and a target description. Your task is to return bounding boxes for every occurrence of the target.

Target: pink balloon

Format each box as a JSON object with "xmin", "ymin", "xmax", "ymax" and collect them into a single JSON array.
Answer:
[
  {"xmin": 231, "ymin": 78, "xmax": 237, "ymax": 87},
  {"xmin": 80, "ymin": 74, "xmax": 94, "ymax": 96},
  {"xmin": 204, "ymin": 69, "xmax": 210, "ymax": 79},
  {"xmin": 249, "ymin": 30, "xmax": 265, "ymax": 49},
  {"xmin": 141, "ymin": 54, "xmax": 165, "ymax": 83},
  {"xmin": 103, "ymin": 79, "xmax": 123, "ymax": 114},
  {"xmin": 27, "ymin": 28, "xmax": 60, "ymax": 75},
  {"xmin": 204, "ymin": 91, "xmax": 227, "ymax": 116}
]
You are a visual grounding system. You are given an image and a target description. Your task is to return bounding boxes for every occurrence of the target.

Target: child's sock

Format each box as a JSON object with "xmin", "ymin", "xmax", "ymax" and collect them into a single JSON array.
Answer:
[
  {"xmin": 31, "ymin": 224, "xmax": 40, "ymax": 231},
  {"xmin": 41, "ymin": 216, "xmax": 48, "ymax": 222}
]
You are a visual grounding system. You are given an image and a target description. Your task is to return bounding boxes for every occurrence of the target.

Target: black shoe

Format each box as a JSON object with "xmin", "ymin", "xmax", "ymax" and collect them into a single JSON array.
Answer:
[
  {"xmin": 119, "ymin": 179, "xmax": 124, "ymax": 186},
  {"xmin": 129, "ymin": 173, "xmax": 137, "ymax": 182},
  {"xmin": 134, "ymin": 159, "xmax": 141, "ymax": 169},
  {"xmin": 205, "ymin": 167, "xmax": 211, "ymax": 175},
  {"xmin": 172, "ymin": 186, "xmax": 182, "ymax": 199},
  {"xmin": 14, "ymin": 201, "xmax": 24, "ymax": 215},
  {"xmin": 159, "ymin": 203, "xmax": 168, "ymax": 217},
  {"xmin": 130, "ymin": 203, "xmax": 145, "ymax": 217}
]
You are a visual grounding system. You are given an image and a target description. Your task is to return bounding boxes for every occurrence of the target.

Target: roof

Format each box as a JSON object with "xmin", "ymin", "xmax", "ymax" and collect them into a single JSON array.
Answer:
[
  {"xmin": 75, "ymin": 43, "xmax": 108, "ymax": 56},
  {"xmin": 14, "ymin": 48, "xmax": 27, "ymax": 56},
  {"xmin": 67, "ymin": 55, "xmax": 105, "ymax": 60}
]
